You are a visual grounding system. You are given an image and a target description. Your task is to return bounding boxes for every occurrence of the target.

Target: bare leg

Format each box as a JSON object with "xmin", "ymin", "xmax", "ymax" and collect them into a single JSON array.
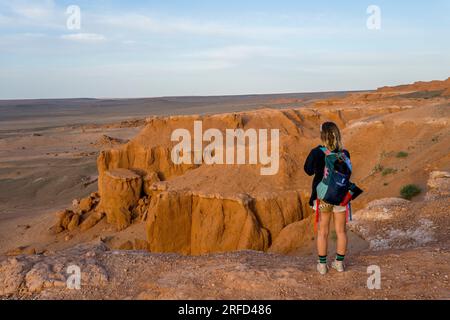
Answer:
[
  {"xmin": 317, "ymin": 211, "xmax": 332, "ymax": 256},
  {"xmin": 333, "ymin": 211, "xmax": 347, "ymax": 256}
]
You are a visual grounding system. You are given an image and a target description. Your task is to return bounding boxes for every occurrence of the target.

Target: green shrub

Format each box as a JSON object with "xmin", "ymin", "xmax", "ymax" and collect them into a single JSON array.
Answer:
[
  {"xmin": 396, "ymin": 151, "xmax": 409, "ymax": 158},
  {"xmin": 382, "ymin": 168, "xmax": 397, "ymax": 176},
  {"xmin": 400, "ymin": 184, "xmax": 421, "ymax": 200},
  {"xmin": 373, "ymin": 163, "xmax": 384, "ymax": 173}
]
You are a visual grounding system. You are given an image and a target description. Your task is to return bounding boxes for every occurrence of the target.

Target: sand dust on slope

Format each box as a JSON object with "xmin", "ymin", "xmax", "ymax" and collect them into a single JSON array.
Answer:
[
  {"xmin": 0, "ymin": 241, "xmax": 448, "ymax": 300},
  {"xmin": 0, "ymin": 125, "xmax": 142, "ymax": 254}
]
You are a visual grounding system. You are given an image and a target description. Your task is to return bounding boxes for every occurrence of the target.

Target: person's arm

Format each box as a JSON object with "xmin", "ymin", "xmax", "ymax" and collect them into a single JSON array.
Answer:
[
  {"xmin": 344, "ymin": 149, "xmax": 350, "ymax": 159},
  {"xmin": 304, "ymin": 149, "xmax": 316, "ymax": 176}
]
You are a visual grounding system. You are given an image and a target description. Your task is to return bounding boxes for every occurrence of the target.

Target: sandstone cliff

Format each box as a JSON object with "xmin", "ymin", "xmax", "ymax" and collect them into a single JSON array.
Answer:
[{"xmin": 44, "ymin": 78, "xmax": 450, "ymax": 256}]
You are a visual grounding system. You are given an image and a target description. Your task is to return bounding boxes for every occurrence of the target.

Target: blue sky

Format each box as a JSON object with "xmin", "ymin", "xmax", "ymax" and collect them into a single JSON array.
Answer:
[{"xmin": 0, "ymin": 0, "xmax": 449, "ymax": 99}]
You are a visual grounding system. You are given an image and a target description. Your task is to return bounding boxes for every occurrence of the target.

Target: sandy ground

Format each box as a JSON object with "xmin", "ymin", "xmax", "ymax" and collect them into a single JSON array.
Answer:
[
  {"xmin": 1, "ymin": 242, "xmax": 448, "ymax": 300},
  {"xmin": 0, "ymin": 124, "xmax": 143, "ymax": 254}
]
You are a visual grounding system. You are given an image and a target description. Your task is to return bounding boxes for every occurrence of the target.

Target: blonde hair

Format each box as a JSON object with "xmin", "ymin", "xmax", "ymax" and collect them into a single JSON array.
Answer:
[{"xmin": 320, "ymin": 122, "xmax": 343, "ymax": 151}]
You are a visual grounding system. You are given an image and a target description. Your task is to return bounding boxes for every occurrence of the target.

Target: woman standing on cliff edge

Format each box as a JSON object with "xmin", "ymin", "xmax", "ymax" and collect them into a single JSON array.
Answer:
[{"xmin": 303, "ymin": 122, "xmax": 356, "ymax": 275}]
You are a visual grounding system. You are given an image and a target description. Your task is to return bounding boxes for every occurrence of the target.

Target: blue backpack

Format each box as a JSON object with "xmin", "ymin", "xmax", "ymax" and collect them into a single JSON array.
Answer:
[
  {"xmin": 316, "ymin": 147, "xmax": 352, "ymax": 205},
  {"xmin": 314, "ymin": 147, "xmax": 353, "ymax": 233}
]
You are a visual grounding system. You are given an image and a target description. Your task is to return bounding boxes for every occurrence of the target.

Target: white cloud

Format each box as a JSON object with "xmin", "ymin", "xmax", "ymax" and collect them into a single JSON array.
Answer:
[
  {"xmin": 2, "ymin": 0, "xmax": 55, "ymax": 19},
  {"xmin": 61, "ymin": 33, "xmax": 106, "ymax": 42},
  {"xmin": 185, "ymin": 45, "xmax": 294, "ymax": 61},
  {"xmin": 95, "ymin": 13, "xmax": 346, "ymax": 39},
  {"xmin": 0, "ymin": 0, "xmax": 63, "ymax": 30}
]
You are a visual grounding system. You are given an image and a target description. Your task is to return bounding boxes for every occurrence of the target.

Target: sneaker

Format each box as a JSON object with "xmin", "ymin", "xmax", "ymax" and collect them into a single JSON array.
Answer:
[
  {"xmin": 316, "ymin": 262, "xmax": 328, "ymax": 275},
  {"xmin": 331, "ymin": 260, "xmax": 345, "ymax": 272}
]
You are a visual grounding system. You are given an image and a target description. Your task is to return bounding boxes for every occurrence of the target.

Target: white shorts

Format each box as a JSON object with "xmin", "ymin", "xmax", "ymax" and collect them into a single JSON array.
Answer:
[{"xmin": 311, "ymin": 201, "xmax": 346, "ymax": 213}]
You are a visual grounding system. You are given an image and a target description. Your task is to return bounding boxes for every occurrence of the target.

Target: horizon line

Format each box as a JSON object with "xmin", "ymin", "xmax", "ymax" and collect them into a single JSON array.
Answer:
[{"xmin": 0, "ymin": 88, "xmax": 372, "ymax": 102}]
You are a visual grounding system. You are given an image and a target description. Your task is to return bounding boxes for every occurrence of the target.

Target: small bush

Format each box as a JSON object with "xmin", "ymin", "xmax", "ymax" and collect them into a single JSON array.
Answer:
[
  {"xmin": 382, "ymin": 168, "xmax": 397, "ymax": 176},
  {"xmin": 373, "ymin": 164, "xmax": 384, "ymax": 173},
  {"xmin": 400, "ymin": 184, "xmax": 421, "ymax": 200},
  {"xmin": 396, "ymin": 151, "xmax": 409, "ymax": 158}
]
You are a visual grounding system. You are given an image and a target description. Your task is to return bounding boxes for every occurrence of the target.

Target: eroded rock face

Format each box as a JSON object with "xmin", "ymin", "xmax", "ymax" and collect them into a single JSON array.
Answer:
[
  {"xmin": 146, "ymin": 191, "xmax": 193, "ymax": 254},
  {"xmin": 98, "ymin": 168, "xmax": 143, "ymax": 230},
  {"xmin": 268, "ymin": 215, "xmax": 315, "ymax": 254},
  {"xmin": 50, "ymin": 209, "xmax": 78, "ymax": 234},
  {"xmin": 79, "ymin": 211, "xmax": 105, "ymax": 232},
  {"xmin": 350, "ymin": 198, "xmax": 435, "ymax": 251},
  {"xmin": 253, "ymin": 191, "xmax": 306, "ymax": 240},
  {"xmin": 96, "ymin": 144, "xmax": 194, "ymax": 191},
  {"xmin": 0, "ymin": 257, "xmax": 30, "ymax": 296},
  {"xmin": 0, "ymin": 243, "xmax": 108, "ymax": 297},
  {"xmin": 143, "ymin": 171, "xmax": 160, "ymax": 195},
  {"xmin": 426, "ymin": 171, "xmax": 450, "ymax": 200},
  {"xmin": 190, "ymin": 194, "xmax": 269, "ymax": 255},
  {"xmin": 50, "ymin": 193, "xmax": 102, "ymax": 234},
  {"xmin": 74, "ymin": 111, "xmax": 327, "ymax": 254},
  {"xmin": 5, "ymin": 246, "xmax": 38, "ymax": 256},
  {"xmin": 350, "ymin": 172, "xmax": 450, "ymax": 251},
  {"xmin": 145, "ymin": 190, "xmax": 309, "ymax": 255}
]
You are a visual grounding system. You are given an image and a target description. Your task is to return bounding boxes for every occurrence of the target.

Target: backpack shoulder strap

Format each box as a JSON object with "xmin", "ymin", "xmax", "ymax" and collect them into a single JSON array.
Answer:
[
  {"xmin": 338, "ymin": 148, "xmax": 352, "ymax": 172},
  {"xmin": 319, "ymin": 147, "xmax": 331, "ymax": 156}
]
